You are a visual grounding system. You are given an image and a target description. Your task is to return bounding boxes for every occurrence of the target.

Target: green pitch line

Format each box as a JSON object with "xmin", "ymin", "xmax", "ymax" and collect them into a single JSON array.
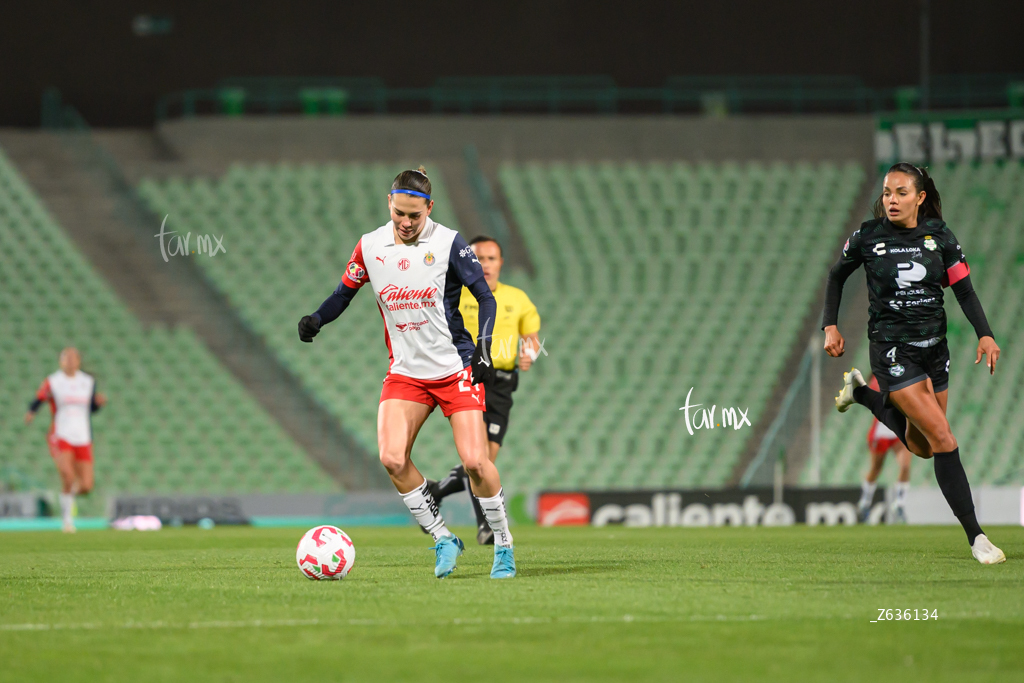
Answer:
[{"xmin": 0, "ymin": 526, "xmax": 1021, "ymax": 683}]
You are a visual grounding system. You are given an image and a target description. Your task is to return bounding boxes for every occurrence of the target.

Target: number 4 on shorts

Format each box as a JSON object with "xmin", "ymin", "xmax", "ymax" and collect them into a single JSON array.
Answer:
[{"xmin": 886, "ymin": 347, "xmax": 897, "ymax": 363}]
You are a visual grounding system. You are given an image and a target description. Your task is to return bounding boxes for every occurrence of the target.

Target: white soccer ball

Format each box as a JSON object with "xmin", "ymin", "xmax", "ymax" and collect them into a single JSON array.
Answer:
[{"xmin": 296, "ymin": 525, "xmax": 355, "ymax": 580}]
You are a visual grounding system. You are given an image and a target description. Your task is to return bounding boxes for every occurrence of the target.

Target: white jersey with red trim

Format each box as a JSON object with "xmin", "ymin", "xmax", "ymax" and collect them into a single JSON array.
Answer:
[
  {"xmin": 341, "ymin": 219, "xmax": 484, "ymax": 380},
  {"xmin": 38, "ymin": 371, "xmax": 96, "ymax": 446}
]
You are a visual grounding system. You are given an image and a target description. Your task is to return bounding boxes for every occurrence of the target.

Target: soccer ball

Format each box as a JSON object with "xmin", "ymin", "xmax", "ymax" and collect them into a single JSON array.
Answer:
[{"xmin": 296, "ymin": 525, "xmax": 355, "ymax": 580}]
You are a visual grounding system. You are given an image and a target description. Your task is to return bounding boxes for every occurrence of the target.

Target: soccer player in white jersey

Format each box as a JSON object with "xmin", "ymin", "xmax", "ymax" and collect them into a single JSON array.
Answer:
[
  {"xmin": 25, "ymin": 348, "xmax": 106, "ymax": 533},
  {"xmin": 297, "ymin": 167, "xmax": 516, "ymax": 579}
]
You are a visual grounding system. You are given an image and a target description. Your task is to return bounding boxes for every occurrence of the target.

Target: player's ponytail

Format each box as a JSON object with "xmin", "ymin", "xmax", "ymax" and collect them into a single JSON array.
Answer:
[
  {"xmin": 917, "ymin": 168, "xmax": 942, "ymax": 220},
  {"xmin": 391, "ymin": 166, "xmax": 432, "ymax": 199},
  {"xmin": 872, "ymin": 162, "xmax": 942, "ymax": 221}
]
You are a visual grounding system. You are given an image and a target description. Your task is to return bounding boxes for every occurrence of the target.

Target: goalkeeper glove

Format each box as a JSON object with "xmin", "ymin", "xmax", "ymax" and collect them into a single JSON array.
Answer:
[{"xmin": 298, "ymin": 315, "xmax": 321, "ymax": 342}]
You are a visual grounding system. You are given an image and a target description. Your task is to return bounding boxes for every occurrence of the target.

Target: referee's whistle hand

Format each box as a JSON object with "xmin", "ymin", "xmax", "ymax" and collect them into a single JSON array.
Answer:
[{"xmin": 824, "ymin": 326, "xmax": 845, "ymax": 357}]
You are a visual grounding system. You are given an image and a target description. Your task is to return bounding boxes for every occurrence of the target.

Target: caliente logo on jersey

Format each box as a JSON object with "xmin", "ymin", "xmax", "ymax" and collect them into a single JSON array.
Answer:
[{"xmin": 377, "ymin": 284, "xmax": 439, "ymax": 312}]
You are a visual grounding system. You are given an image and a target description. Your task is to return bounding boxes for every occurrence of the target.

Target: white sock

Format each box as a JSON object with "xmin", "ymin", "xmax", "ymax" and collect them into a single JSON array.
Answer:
[
  {"xmin": 400, "ymin": 481, "xmax": 450, "ymax": 541},
  {"xmin": 477, "ymin": 489, "xmax": 513, "ymax": 548},
  {"xmin": 59, "ymin": 493, "xmax": 74, "ymax": 525},
  {"xmin": 895, "ymin": 481, "xmax": 909, "ymax": 508},
  {"xmin": 859, "ymin": 480, "xmax": 876, "ymax": 508}
]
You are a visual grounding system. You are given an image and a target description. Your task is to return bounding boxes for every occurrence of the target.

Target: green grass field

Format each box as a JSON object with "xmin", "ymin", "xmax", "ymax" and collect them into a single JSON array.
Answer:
[{"xmin": 2, "ymin": 526, "xmax": 1023, "ymax": 682}]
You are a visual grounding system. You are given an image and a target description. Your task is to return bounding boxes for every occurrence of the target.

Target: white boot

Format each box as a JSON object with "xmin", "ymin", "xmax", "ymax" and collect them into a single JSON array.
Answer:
[
  {"xmin": 836, "ymin": 368, "xmax": 866, "ymax": 413},
  {"xmin": 971, "ymin": 534, "xmax": 1006, "ymax": 565}
]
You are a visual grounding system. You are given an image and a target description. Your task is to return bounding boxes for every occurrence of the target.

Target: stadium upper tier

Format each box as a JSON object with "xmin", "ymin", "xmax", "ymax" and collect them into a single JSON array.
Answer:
[
  {"xmin": 140, "ymin": 160, "xmax": 864, "ymax": 490},
  {"xmin": 807, "ymin": 160, "xmax": 1024, "ymax": 487},
  {"xmin": 0, "ymin": 147, "xmax": 334, "ymax": 495}
]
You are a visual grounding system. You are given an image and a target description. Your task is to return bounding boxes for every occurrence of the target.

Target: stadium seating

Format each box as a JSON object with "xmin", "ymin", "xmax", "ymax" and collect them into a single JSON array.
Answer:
[
  {"xmin": 0, "ymin": 147, "xmax": 334, "ymax": 497},
  {"xmin": 137, "ymin": 163, "xmax": 466, "ymax": 479},
  {"xmin": 808, "ymin": 160, "xmax": 1024, "ymax": 487},
  {"xmin": 139, "ymin": 160, "xmax": 864, "ymax": 491}
]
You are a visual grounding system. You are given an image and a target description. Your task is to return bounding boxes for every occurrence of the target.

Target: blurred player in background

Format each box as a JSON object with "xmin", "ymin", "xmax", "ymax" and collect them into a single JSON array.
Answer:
[
  {"xmin": 24, "ymin": 347, "xmax": 105, "ymax": 533},
  {"xmin": 297, "ymin": 168, "xmax": 517, "ymax": 579},
  {"xmin": 857, "ymin": 375, "xmax": 911, "ymax": 524},
  {"xmin": 428, "ymin": 236, "xmax": 541, "ymax": 544}
]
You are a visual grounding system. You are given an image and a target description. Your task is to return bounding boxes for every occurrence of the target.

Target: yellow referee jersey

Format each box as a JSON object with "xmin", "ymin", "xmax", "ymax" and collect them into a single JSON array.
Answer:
[{"xmin": 459, "ymin": 281, "xmax": 540, "ymax": 371}]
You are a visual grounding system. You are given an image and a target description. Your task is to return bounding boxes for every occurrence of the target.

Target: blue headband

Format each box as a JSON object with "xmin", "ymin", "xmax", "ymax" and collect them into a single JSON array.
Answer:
[{"xmin": 390, "ymin": 189, "xmax": 431, "ymax": 200}]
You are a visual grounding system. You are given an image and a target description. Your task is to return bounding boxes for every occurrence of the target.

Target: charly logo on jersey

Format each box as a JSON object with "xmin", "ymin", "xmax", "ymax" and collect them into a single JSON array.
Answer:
[
  {"xmin": 889, "ymin": 364, "xmax": 906, "ymax": 377},
  {"xmin": 423, "ymin": 251, "xmax": 435, "ymax": 266},
  {"xmin": 924, "ymin": 236, "xmax": 937, "ymax": 251},
  {"xmin": 873, "ymin": 242, "xmax": 886, "ymax": 255}
]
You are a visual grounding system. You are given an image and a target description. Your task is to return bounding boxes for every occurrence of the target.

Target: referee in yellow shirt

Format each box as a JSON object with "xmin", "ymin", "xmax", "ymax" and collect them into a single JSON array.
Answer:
[{"xmin": 428, "ymin": 235, "xmax": 541, "ymax": 544}]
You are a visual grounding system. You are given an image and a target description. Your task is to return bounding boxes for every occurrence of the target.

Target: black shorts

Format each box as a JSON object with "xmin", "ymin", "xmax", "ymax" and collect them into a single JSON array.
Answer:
[
  {"xmin": 869, "ymin": 338, "xmax": 950, "ymax": 393},
  {"xmin": 484, "ymin": 370, "xmax": 518, "ymax": 445}
]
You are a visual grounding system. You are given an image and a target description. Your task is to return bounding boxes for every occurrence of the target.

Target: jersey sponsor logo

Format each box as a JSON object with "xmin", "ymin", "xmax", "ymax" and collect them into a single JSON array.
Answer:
[
  {"xmin": 459, "ymin": 246, "xmax": 481, "ymax": 264},
  {"xmin": 423, "ymin": 251, "xmax": 435, "ymax": 266},
  {"xmin": 395, "ymin": 320, "xmax": 429, "ymax": 332},
  {"xmin": 347, "ymin": 262, "xmax": 366, "ymax": 281},
  {"xmin": 923, "ymin": 236, "xmax": 937, "ymax": 251},
  {"xmin": 895, "ymin": 261, "xmax": 927, "ymax": 288},
  {"xmin": 873, "ymin": 242, "xmax": 886, "ymax": 255},
  {"xmin": 378, "ymin": 284, "xmax": 438, "ymax": 302},
  {"xmin": 378, "ymin": 284, "xmax": 439, "ymax": 311},
  {"xmin": 889, "ymin": 363, "xmax": 905, "ymax": 377},
  {"xmin": 889, "ymin": 247, "xmax": 921, "ymax": 254},
  {"xmin": 398, "ymin": 258, "xmax": 411, "ymax": 271}
]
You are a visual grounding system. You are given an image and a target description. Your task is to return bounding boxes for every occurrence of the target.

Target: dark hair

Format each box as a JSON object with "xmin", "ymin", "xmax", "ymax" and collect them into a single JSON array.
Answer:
[
  {"xmin": 391, "ymin": 165, "xmax": 432, "ymax": 198},
  {"xmin": 469, "ymin": 234, "xmax": 502, "ymax": 256},
  {"xmin": 872, "ymin": 162, "xmax": 942, "ymax": 221}
]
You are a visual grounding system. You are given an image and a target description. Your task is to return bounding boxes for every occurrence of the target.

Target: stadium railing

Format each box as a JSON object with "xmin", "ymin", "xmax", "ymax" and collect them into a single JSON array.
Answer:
[{"xmin": 151, "ymin": 74, "xmax": 1024, "ymax": 120}]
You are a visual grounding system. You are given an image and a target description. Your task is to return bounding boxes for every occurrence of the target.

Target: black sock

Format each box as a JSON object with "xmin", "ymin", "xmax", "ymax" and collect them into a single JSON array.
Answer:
[
  {"xmin": 933, "ymin": 448, "xmax": 984, "ymax": 545},
  {"xmin": 435, "ymin": 465, "xmax": 466, "ymax": 500},
  {"xmin": 853, "ymin": 385, "xmax": 908, "ymax": 448},
  {"xmin": 463, "ymin": 471, "xmax": 487, "ymax": 528}
]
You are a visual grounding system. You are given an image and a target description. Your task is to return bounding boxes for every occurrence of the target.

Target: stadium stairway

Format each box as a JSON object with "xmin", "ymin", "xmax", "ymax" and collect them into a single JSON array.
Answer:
[
  {"xmin": 140, "ymin": 159, "xmax": 866, "ymax": 491},
  {"xmin": 805, "ymin": 160, "xmax": 1024, "ymax": 488},
  {"xmin": 0, "ymin": 130, "xmax": 387, "ymax": 490},
  {"xmin": 0, "ymin": 142, "xmax": 344, "ymax": 503}
]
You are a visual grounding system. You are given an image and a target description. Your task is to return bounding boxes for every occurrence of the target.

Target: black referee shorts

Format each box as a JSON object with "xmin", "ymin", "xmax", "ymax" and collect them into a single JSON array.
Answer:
[
  {"xmin": 869, "ymin": 338, "xmax": 950, "ymax": 394},
  {"xmin": 484, "ymin": 369, "xmax": 518, "ymax": 445}
]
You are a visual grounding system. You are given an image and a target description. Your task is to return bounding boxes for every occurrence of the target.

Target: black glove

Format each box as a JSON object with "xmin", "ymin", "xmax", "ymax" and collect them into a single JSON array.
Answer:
[
  {"xmin": 470, "ymin": 339, "xmax": 496, "ymax": 387},
  {"xmin": 298, "ymin": 315, "xmax": 321, "ymax": 343}
]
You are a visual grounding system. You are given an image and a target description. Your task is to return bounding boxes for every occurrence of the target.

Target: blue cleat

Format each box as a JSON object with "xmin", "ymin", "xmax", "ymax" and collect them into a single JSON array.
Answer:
[
  {"xmin": 430, "ymin": 534, "xmax": 464, "ymax": 579},
  {"xmin": 490, "ymin": 545, "xmax": 516, "ymax": 579}
]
